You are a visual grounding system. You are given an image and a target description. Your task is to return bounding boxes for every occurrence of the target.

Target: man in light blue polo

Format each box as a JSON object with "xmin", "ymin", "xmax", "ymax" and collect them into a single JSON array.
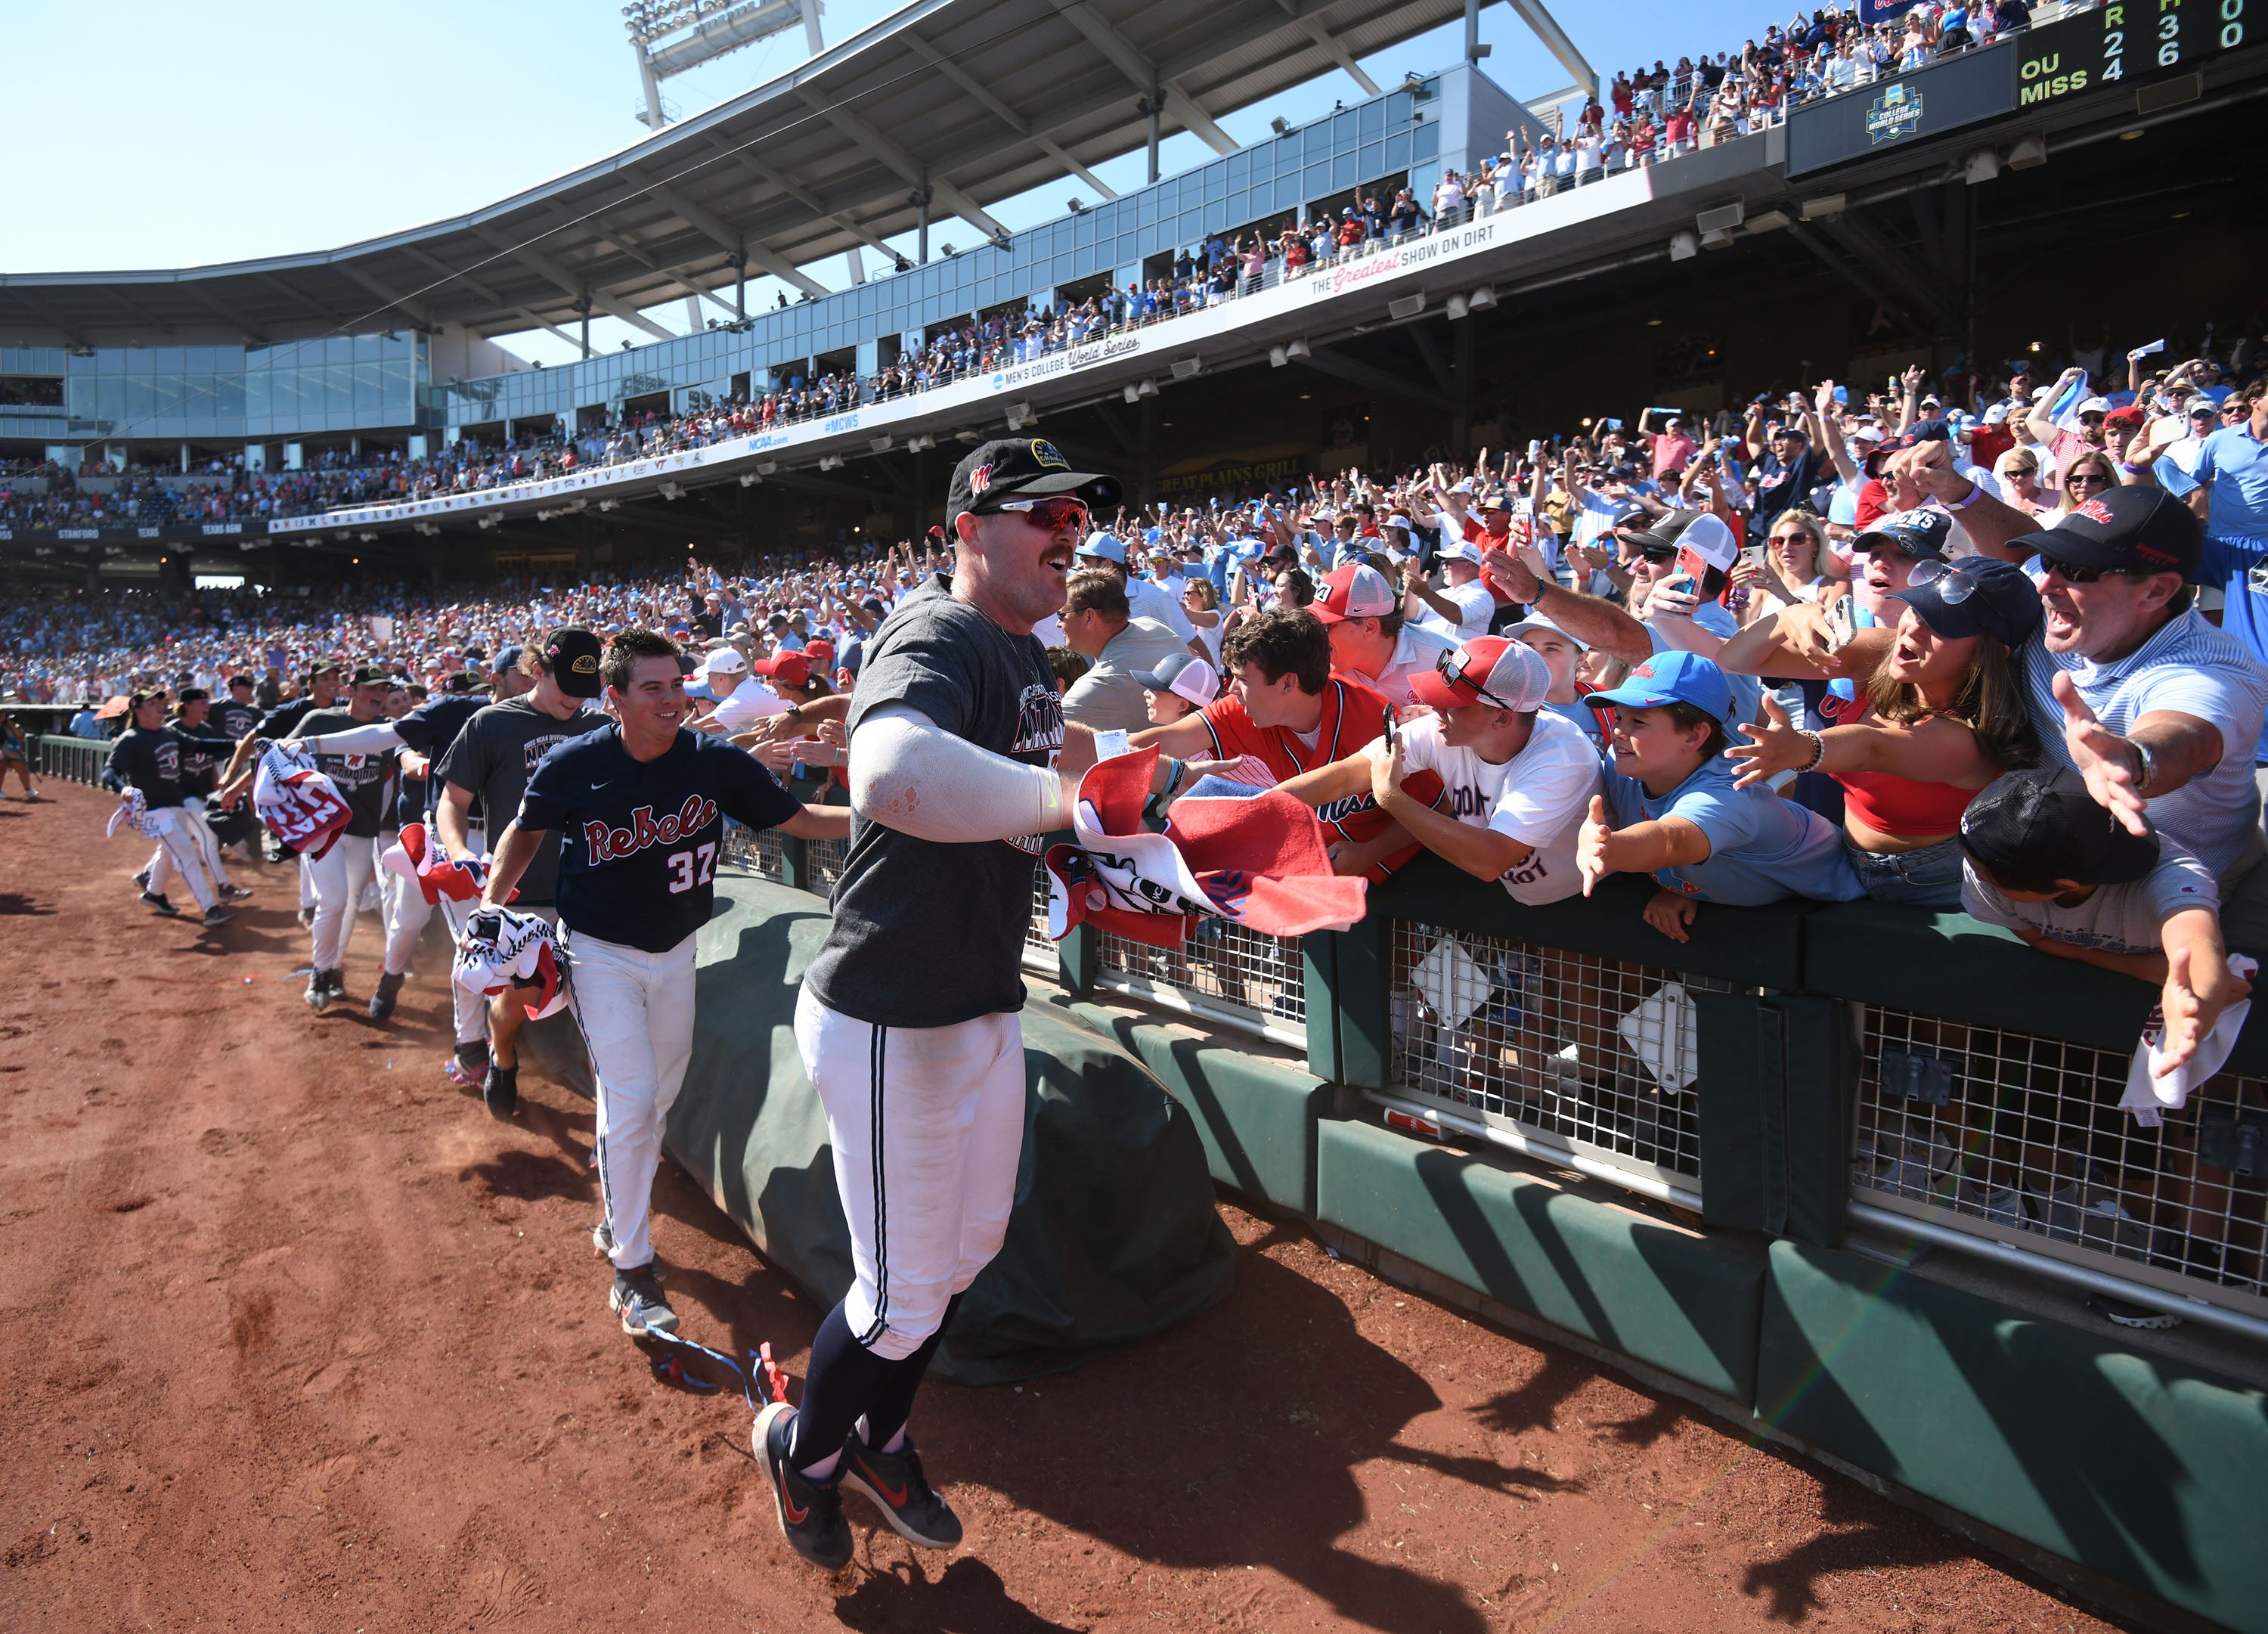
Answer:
[
  {"xmin": 2188, "ymin": 376, "xmax": 2268, "ymax": 763},
  {"xmin": 1077, "ymin": 530, "xmax": 1197, "ymax": 644}
]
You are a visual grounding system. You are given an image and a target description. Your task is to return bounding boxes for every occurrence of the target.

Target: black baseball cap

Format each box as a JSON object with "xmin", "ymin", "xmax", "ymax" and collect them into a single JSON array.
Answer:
[
  {"xmin": 349, "ymin": 664, "xmax": 391, "ymax": 687},
  {"xmin": 1889, "ymin": 555, "xmax": 2043, "ymax": 648},
  {"xmin": 1854, "ymin": 508, "xmax": 1952, "ymax": 561},
  {"xmin": 442, "ymin": 671, "xmax": 488, "ymax": 694},
  {"xmin": 542, "ymin": 627, "xmax": 605, "ymax": 698},
  {"xmin": 228, "ymin": 673, "xmax": 253, "ymax": 689},
  {"xmin": 947, "ymin": 437, "xmax": 1123, "ymax": 526},
  {"xmin": 2012, "ymin": 485, "xmax": 2203, "ymax": 581},
  {"xmin": 1959, "ymin": 767, "xmax": 2161, "ymax": 888},
  {"xmin": 1864, "ymin": 419, "xmax": 1951, "ymax": 476}
]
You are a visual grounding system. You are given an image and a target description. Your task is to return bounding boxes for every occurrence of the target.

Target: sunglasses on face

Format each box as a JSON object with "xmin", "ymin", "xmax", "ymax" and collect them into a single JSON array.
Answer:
[
  {"xmin": 983, "ymin": 495, "xmax": 1090, "ymax": 532},
  {"xmin": 2065, "ymin": 471, "xmax": 2111, "ymax": 489},
  {"xmin": 1436, "ymin": 648, "xmax": 1521, "ymax": 711},
  {"xmin": 2039, "ymin": 557, "xmax": 2134, "ymax": 584}
]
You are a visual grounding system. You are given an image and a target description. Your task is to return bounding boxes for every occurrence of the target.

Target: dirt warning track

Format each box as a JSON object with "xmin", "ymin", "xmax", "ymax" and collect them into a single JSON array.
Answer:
[{"xmin": 0, "ymin": 783, "xmax": 2118, "ymax": 1632}]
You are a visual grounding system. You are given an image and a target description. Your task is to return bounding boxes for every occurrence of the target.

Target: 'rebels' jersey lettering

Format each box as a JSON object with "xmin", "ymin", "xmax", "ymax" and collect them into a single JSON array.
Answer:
[
  {"xmin": 518, "ymin": 724, "xmax": 799, "ymax": 954},
  {"xmin": 582, "ymin": 794, "xmax": 723, "ymax": 863}
]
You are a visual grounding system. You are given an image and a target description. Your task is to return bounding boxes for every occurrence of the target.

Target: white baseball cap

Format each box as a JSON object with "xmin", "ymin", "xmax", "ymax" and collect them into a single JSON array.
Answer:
[
  {"xmin": 1137, "ymin": 654, "xmax": 1222, "ymax": 706},
  {"xmin": 702, "ymin": 647, "xmax": 749, "ymax": 681},
  {"xmin": 1439, "ymin": 540, "xmax": 1484, "ymax": 566}
]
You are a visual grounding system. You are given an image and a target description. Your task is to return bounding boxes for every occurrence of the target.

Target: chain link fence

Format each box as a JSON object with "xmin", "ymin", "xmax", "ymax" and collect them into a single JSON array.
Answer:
[
  {"xmin": 1853, "ymin": 1003, "xmax": 2268, "ymax": 1324},
  {"xmin": 1384, "ymin": 919, "xmax": 1733, "ymax": 1201}
]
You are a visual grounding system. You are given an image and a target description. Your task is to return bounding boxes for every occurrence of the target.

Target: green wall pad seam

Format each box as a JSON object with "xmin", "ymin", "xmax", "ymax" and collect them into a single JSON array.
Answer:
[
  {"xmin": 1052, "ymin": 996, "xmax": 1330, "ymax": 1216},
  {"xmin": 1759, "ymin": 1239, "xmax": 2268, "ymax": 1634},
  {"xmin": 1315, "ymin": 1118, "xmax": 1766, "ymax": 1401}
]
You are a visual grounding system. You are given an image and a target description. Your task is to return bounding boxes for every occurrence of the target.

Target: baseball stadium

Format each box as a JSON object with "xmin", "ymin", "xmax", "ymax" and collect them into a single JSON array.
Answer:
[{"xmin": 6, "ymin": 0, "xmax": 2268, "ymax": 1625}]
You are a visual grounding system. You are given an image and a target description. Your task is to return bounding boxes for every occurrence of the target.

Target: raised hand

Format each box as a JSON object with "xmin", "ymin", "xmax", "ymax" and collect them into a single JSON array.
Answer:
[
  {"xmin": 1725, "ymin": 696, "xmax": 1805, "ymax": 789},
  {"xmin": 1576, "ymin": 794, "xmax": 1613, "ymax": 897},
  {"xmin": 2054, "ymin": 671, "xmax": 2151, "ymax": 837}
]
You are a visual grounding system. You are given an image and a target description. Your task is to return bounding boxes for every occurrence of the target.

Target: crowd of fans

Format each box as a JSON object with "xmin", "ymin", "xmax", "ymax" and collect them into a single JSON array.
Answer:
[
  {"xmin": 0, "ymin": 1, "xmax": 2066, "ymax": 539},
  {"xmin": 22, "ymin": 309, "xmax": 2268, "ymax": 1304}
]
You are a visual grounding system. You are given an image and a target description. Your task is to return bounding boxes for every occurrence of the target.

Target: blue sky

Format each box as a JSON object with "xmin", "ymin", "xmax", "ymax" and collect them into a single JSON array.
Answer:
[{"xmin": 10, "ymin": 0, "xmax": 1774, "ymax": 364}]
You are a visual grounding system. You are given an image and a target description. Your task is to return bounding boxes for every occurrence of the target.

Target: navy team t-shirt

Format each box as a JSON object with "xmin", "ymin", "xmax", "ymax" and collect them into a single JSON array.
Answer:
[{"xmin": 517, "ymin": 724, "xmax": 799, "ymax": 953}]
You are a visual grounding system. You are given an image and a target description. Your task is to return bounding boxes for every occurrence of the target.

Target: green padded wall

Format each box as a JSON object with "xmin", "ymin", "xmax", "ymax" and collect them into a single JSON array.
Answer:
[
  {"xmin": 1053, "ymin": 996, "xmax": 1332, "ymax": 1215},
  {"xmin": 1316, "ymin": 1119, "xmax": 1768, "ymax": 1400},
  {"xmin": 1760, "ymin": 1240, "xmax": 2268, "ymax": 1632}
]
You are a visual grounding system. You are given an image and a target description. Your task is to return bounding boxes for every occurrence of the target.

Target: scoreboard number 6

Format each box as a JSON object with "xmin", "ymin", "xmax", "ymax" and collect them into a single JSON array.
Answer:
[{"xmin": 666, "ymin": 842, "xmax": 717, "ymax": 893}]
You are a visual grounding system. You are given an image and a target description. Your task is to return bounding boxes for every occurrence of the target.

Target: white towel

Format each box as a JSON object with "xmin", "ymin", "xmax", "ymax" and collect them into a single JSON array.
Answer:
[{"xmin": 2121, "ymin": 954, "xmax": 2257, "ymax": 1127}]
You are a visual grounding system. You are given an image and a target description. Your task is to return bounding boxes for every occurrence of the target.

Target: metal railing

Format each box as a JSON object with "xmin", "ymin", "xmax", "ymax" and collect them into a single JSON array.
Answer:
[
  {"xmin": 37, "ymin": 734, "xmax": 110, "ymax": 787},
  {"xmin": 1852, "ymin": 1003, "xmax": 2268, "ymax": 1328},
  {"xmin": 1382, "ymin": 919, "xmax": 1726, "ymax": 1207},
  {"xmin": 720, "ymin": 822, "xmax": 788, "ymax": 882},
  {"xmin": 1092, "ymin": 919, "xmax": 1309, "ymax": 1050}
]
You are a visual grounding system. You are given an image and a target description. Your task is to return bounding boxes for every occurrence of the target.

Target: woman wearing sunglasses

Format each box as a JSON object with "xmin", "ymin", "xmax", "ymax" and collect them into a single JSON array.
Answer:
[
  {"xmin": 1717, "ymin": 553, "xmax": 2042, "ymax": 906},
  {"xmin": 1991, "ymin": 448, "xmax": 2051, "ymax": 516},
  {"xmin": 2053, "ymin": 451, "xmax": 2121, "ymax": 521}
]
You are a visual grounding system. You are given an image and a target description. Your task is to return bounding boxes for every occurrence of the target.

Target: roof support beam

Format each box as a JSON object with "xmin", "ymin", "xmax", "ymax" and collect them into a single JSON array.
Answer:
[
  {"xmin": 1277, "ymin": 0, "xmax": 1382, "ymax": 97},
  {"xmin": 591, "ymin": 225, "xmax": 745, "ymax": 325},
  {"xmin": 181, "ymin": 286, "xmax": 268, "ymax": 344},
  {"xmin": 257, "ymin": 272, "xmax": 354, "ymax": 331},
  {"xmin": 1049, "ymin": 1, "xmax": 1238, "ymax": 156},
  {"xmin": 469, "ymin": 225, "xmax": 676, "ymax": 342},
  {"xmin": 337, "ymin": 263, "xmax": 434, "ymax": 329},
  {"xmin": 795, "ymin": 87, "xmax": 1011, "ymax": 243},
  {"xmin": 702, "ymin": 137, "xmax": 904, "ymax": 265},
  {"xmin": 401, "ymin": 244, "xmax": 508, "ymax": 309},
  {"xmin": 1292, "ymin": 345, "xmax": 1444, "ymax": 411},
  {"xmin": 511, "ymin": 306, "xmax": 585, "ymax": 352},
  {"xmin": 8, "ymin": 291, "xmax": 88, "ymax": 347},
  {"xmin": 902, "ymin": 33, "xmax": 1119, "ymax": 201}
]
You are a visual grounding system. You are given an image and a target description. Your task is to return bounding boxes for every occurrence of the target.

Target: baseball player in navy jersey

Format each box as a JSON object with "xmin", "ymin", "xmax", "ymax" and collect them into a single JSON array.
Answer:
[
  {"xmin": 754, "ymin": 439, "xmax": 1120, "ymax": 1570},
  {"xmin": 479, "ymin": 628, "xmax": 846, "ymax": 1338},
  {"xmin": 288, "ymin": 670, "xmax": 493, "ymax": 1024}
]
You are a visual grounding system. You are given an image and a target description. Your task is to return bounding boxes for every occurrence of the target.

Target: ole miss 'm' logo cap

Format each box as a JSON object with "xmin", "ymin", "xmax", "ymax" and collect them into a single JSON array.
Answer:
[
  {"xmin": 947, "ymin": 438, "xmax": 1123, "ymax": 526},
  {"xmin": 2012, "ymin": 483, "xmax": 2202, "ymax": 580}
]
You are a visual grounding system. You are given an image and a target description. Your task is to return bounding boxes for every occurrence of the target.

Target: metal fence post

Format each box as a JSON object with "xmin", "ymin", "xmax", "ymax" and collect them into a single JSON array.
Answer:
[
  {"xmin": 781, "ymin": 835, "xmax": 812, "ymax": 892},
  {"xmin": 1059, "ymin": 922, "xmax": 1097, "ymax": 996}
]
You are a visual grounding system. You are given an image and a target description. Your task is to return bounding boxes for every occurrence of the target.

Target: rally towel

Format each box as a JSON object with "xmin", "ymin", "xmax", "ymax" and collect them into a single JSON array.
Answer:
[
  {"xmin": 253, "ymin": 742, "xmax": 352, "ymax": 861},
  {"xmin": 1044, "ymin": 747, "xmax": 1366, "ymax": 948},
  {"xmin": 381, "ymin": 821, "xmax": 509, "ymax": 907},
  {"xmin": 105, "ymin": 786, "xmax": 172, "ymax": 842},
  {"xmin": 452, "ymin": 907, "xmax": 570, "ymax": 1020},
  {"xmin": 2121, "ymin": 954, "xmax": 2257, "ymax": 1127}
]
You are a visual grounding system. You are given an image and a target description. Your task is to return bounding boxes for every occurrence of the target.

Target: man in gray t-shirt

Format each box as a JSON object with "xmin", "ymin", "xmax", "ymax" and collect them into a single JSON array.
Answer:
[
  {"xmin": 759, "ymin": 438, "xmax": 1120, "ymax": 1573},
  {"xmin": 433, "ymin": 628, "xmax": 607, "ymax": 1115}
]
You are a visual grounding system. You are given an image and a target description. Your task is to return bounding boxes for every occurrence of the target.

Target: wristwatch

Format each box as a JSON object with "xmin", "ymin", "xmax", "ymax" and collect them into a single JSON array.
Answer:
[{"xmin": 2130, "ymin": 738, "xmax": 2158, "ymax": 795}]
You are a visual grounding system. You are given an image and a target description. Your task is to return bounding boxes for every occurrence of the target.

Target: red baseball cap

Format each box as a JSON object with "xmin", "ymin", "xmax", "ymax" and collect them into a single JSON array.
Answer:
[
  {"xmin": 1312, "ymin": 562, "xmax": 1398, "ymax": 625},
  {"xmin": 803, "ymin": 637, "xmax": 836, "ymax": 668},
  {"xmin": 754, "ymin": 652, "xmax": 810, "ymax": 688},
  {"xmin": 1405, "ymin": 636, "xmax": 1552, "ymax": 712}
]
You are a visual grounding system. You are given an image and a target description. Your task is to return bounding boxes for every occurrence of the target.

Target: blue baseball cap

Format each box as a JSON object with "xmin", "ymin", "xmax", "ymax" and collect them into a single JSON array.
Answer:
[
  {"xmin": 1582, "ymin": 650, "xmax": 1734, "ymax": 724},
  {"xmin": 1077, "ymin": 532, "xmax": 1128, "ymax": 564}
]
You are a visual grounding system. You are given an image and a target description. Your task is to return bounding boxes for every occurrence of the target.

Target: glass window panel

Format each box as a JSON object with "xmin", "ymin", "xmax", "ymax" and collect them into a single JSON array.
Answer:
[
  {"xmin": 1359, "ymin": 142, "xmax": 1383, "ymax": 181},
  {"xmin": 1273, "ymin": 175, "xmax": 1300, "ymax": 210},
  {"xmin": 125, "ymin": 376, "xmax": 153, "ymax": 423},
  {"xmin": 245, "ymin": 372, "xmax": 269, "ymax": 419},
  {"xmin": 1228, "ymin": 151, "xmax": 1249, "ymax": 188},
  {"xmin": 1331, "ymin": 153, "xmax": 1355, "ymax": 190},
  {"xmin": 354, "ymin": 359, "xmax": 381, "ymax": 412},
  {"xmin": 325, "ymin": 364, "xmax": 352, "ymax": 414},
  {"xmin": 1359, "ymin": 101, "xmax": 1384, "ymax": 142},
  {"xmin": 1414, "ymin": 122, "xmax": 1439, "ymax": 163},
  {"xmin": 1388, "ymin": 92, "xmax": 1413, "ymax": 125},
  {"xmin": 1204, "ymin": 200, "xmax": 1225, "ymax": 232},
  {"xmin": 1205, "ymin": 163, "xmax": 1225, "ymax": 199},
  {"xmin": 1334, "ymin": 110, "xmax": 1358, "ymax": 147},
  {"xmin": 1303, "ymin": 126, "xmax": 1331, "ymax": 163},
  {"xmin": 96, "ymin": 377, "xmax": 125, "ymax": 423},
  {"xmin": 1386, "ymin": 130, "xmax": 1411, "ymax": 170},
  {"xmin": 1305, "ymin": 163, "xmax": 1331, "ymax": 199}
]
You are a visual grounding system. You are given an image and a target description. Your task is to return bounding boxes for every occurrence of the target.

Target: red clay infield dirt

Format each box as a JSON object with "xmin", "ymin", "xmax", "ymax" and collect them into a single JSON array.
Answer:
[{"xmin": 0, "ymin": 783, "xmax": 2124, "ymax": 1632}]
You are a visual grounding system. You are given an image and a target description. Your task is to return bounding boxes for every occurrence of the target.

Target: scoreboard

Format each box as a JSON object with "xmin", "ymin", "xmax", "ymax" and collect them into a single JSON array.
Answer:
[{"xmin": 2016, "ymin": 0, "xmax": 2248, "ymax": 106}]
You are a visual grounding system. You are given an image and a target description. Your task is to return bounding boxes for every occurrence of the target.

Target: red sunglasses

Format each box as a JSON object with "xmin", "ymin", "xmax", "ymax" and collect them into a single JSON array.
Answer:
[{"xmin": 983, "ymin": 495, "xmax": 1091, "ymax": 533}]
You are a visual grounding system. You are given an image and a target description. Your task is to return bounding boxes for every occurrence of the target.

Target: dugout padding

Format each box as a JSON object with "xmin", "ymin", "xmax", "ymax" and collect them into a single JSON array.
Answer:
[{"xmin": 519, "ymin": 875, "xmax": 1235, "ymax": 1384}]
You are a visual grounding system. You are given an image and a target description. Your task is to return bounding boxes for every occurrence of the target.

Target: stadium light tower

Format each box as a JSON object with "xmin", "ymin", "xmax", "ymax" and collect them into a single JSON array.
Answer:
[
  {"xmin": 624, "ymin": 0, "xmax": 825, "ymax": 330},
  {"xmin": 624, "ymin": 0, "xmax": 823, "ymax": 130}
]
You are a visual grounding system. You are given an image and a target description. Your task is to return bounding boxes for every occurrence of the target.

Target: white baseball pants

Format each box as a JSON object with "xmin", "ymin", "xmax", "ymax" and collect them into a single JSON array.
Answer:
[
  {"xmin": 792, "ymin": 986, "xmax": 1026, "ymax": 1361},
  {"xmin": 144, "ymin": 810, "xmax": 221, "ymax": 913},
  {"xmin": 147, "ymin": 798, "xmax": 232, "ymax": 903},
  {"xmin": 308, "ymin": 835, "xmax": 376, "ymax": 972},
  {"xmin": 567, "ymin": 928, "xmax": 698, "ymax": 1273},
  {"xmin": 298, "ymin": 854, "xmax": 316, "ymax": 911}
]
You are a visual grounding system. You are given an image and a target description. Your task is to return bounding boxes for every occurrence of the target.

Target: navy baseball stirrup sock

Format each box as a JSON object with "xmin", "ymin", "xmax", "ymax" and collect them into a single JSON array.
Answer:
[
  {"xmin": 860, "ymin": 1292, "xmax": 962, "ymax": 1453},
  {"xmin": 788, "ymin": 1301, "xmax": 897, "ymax": 1479}
]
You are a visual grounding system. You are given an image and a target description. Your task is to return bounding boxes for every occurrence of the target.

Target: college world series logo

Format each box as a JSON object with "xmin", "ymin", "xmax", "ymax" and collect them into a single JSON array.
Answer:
[{"xmin": 1864, "ymin": 82, "xmax": 1923, "ymax": 146}]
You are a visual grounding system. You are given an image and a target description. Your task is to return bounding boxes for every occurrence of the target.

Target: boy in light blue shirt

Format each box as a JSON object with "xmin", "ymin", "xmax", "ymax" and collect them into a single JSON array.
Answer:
[{"xmin": 1576, "ymin": 650, "xmax": 1861, "ymax": 941}]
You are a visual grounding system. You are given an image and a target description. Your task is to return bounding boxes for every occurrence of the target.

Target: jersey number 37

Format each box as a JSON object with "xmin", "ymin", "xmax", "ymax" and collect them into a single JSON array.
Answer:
[{"xmin": 666, "ymin": 842, "xmax": 718, "ymax": 894}]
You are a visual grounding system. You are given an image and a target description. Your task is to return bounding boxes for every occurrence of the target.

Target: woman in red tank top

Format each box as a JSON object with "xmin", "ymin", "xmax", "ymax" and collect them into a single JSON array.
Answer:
[{"xmin": 1715, "ymin": 552, "xmax": 2042, "ymax": 907}]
